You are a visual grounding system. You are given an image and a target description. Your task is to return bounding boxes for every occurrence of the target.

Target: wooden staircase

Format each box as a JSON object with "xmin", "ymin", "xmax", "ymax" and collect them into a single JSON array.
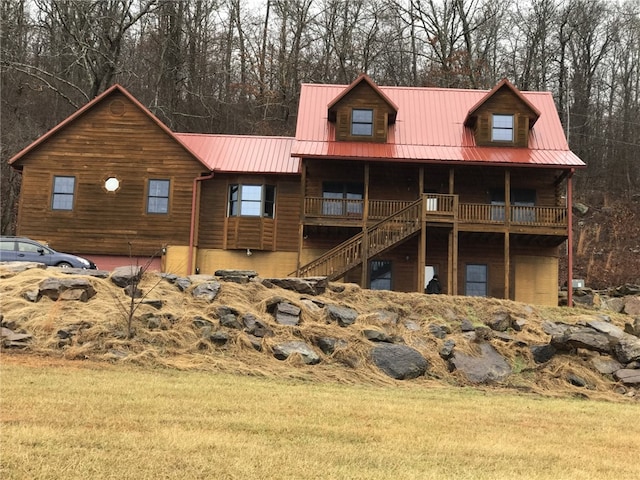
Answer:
[{"xmin": 292, "ymin": 198, "xmax": 423, "ymax": 280}]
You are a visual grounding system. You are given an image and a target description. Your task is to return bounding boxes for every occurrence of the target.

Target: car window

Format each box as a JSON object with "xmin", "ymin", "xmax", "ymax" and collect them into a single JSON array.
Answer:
[
  {"xmin": 0, "ymin": 240, "xmax": 15, "ymax": 251},
  {"xmin": 18, "ymin": 242, "xmax": 45, "ymax": 253}
]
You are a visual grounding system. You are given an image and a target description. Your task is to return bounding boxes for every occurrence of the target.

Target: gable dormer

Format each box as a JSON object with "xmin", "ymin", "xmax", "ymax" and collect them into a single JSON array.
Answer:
[
  {"xmin": 464, "ymin": 79, "xmax": 541, "ymax": 148},
  {"xmin": 328, "ymin": 74, "xmax": 398, "ymax": 143}
]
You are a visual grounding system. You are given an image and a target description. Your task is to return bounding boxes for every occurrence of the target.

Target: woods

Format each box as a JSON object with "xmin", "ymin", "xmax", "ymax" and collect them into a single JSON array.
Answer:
[{"xmin": 1, "ymin": 0, "xmax": 639, "ymax": 235}]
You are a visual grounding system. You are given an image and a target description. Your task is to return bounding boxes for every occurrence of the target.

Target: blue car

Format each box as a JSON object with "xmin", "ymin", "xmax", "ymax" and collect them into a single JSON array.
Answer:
[{"xmin": 0, "ymin": 236, "xmax": 97, "ymax": 269}]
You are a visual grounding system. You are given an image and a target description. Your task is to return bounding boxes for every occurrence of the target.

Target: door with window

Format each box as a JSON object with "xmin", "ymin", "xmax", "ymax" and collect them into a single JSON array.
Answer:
[{"xmin": 322, "ymin": 182, "xmax": 364, "ymax": 217}]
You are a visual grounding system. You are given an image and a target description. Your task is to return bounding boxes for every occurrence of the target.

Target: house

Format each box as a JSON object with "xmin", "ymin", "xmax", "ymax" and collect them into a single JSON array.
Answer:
[{"xmin": 8, "ymin": 75, "xmax": 585, "ymax": 306}]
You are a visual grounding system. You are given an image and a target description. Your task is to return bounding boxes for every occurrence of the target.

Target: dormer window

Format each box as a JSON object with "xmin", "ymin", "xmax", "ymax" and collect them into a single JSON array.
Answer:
[
  {"xmin": 351, "ymin": 109, "xmax": 373, "ymax": 136},
  {"xmin": 492, "ymin": 114, "xmax": 514, "ymax": 142}
]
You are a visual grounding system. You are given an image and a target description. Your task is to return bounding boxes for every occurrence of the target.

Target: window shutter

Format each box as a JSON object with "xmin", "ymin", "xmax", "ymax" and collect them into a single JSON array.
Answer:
[
  {"xmin": 478, "ymin": 115, "xmax": 490, "ymax": 144},
  {"xmin": 516, "ymin": 114, "xmax": 529, "ymax": 147},
  {"xmin": 337, "ymin": 111, "xmax": 349, "ymax": 141}
]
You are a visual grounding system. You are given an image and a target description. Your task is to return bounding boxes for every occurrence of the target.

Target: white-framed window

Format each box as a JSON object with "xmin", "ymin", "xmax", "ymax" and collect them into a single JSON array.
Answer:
[
  {"xmin": 147, "ymin": 179, "xmax": 170, "ymax": 214},
  {"xmin": 228, "ymin": 184, "xmax": 275, "ymax": 218},
  {"xmin": 351, "ymin": 108, "xmax": 373, "ymax": 136},
  {"xmin": 52, "ymin": 176, "xmax": 75, "ymax": 210},
  {"xmin": 491, "ymin": 114, "xmax": 514, "ymax": 142}
]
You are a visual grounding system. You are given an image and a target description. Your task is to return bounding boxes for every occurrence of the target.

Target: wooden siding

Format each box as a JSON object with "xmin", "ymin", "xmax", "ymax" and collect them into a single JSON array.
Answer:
[
  {"xmin": 472, "ymin": 88, "xmax": 535, "ymax": 147},
  {"xmin": 16, "ymin": 91, "xmax": 206, "ymax": 257},
  {"xmin": 197, "ymin": 174, "xmax": 299, "ymax": 252},
  {"xmin": 332, "ymin": 82, "xmax": 391, "ymax": 143}
]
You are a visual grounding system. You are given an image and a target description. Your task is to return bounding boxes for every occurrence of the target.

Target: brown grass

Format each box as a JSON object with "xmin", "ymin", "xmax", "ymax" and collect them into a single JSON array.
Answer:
[
  {"xmin": 0, "ymin": 266, "xmax": 636, "ymax": 400},
  {"xmin": 1, "ymin": 357, "xmax": 639, "ymax": 480}
]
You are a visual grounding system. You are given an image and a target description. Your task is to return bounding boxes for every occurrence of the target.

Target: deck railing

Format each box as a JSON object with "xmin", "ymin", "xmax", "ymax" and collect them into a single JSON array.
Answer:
[{"xmin": 303, "ymin": 196, "xmax": 567, "ymax": 228}]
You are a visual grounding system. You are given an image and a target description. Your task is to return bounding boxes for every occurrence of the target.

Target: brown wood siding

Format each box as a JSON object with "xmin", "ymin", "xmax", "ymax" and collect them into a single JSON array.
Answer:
[
  {"xmin": 198, "ymin": 174, "xmax": 299, "ymax": 252},
  {"xmin": 305, "ymin": 161, "xmax": 365, "ymax": 198},
  {"xmin": 16, "ymin": 91, "xmax": 207, "ymax": 257},
  {"xmin": 473, "ymin": 88, "xmax": 535, "ymax": 147},
  {"xmin": 333, "ymin": 82, "xmax": 391, "ymax": 143},
  {"xmin": 369, "ymin": 164, "xmax": 420, "ymax": 200}
]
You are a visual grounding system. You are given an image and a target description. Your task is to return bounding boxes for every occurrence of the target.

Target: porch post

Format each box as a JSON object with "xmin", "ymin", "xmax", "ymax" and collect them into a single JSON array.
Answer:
[
  {"xmin": 567, "ymin": 169, "xmax": 575, "ymax": 307},
  {"xmin": 452, "ymin": 196, "xmax": 459, "ymax": 295},
  {"xmin": 418, "ymin": 166, "xmax": 426, "ymax": 293},
  {"xmin": 504, "ymin": 170, "xmax": 511, "ymax": 299},
  {"xmin": 296, "ymin": 161, "xmax": 307, "ymax": 275},
  {"xmin": 361, "ymin": 163, "xmax": 370, "ymax": 287}
]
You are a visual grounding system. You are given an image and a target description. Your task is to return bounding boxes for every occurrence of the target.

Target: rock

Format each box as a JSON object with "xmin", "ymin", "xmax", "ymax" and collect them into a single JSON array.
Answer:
[
  {"xmin": 300, "ymin": 299, "xmax": 324, "ymax": 313},
  {"xmin": 123, "ymin": 285, "xmax": 143, "ymax": 298},
  {"xmin": 175, "ymin": 277, "xmax": 191, "ymax": 292},
  {"xmin": 473, "ymin": 326, "xmax": 494, "ymax": 342},
  {"xmin": 315, "ymin": 337, "xmax": 346, "ymax": 355},
  {"xmin": 614, "ymin": 369, "xmax": 640, "ymax": 385},
  {"xmin": 110, "ymin": 265, "xmax": 142, "ymax": 287},
  {"xmin": 449, "ymin": 343, "xmax": 511, "ymax": 383},
  {"xmin": 215, "ymin": 269, "xmax": 258, "ymax": 279},
  {"xmin": 23, "ymin": 289, "xmax": 40, "ymax": 302},
  {"xmin": 262, "ymin": 277, "xmax": 327, "ymax": 295},
  {"xmin": 244, "ymin": 334, "xmax": 263, "ymax": 351},
  {"xmin": 363, "ymin": 329, "xmax": 392, "ymax": 343},
  {"xmin": 208, "ymin": 330, "xmax": 230, "ymax": 345},
  {"xmin": 1, "ymin": 327, "xmax": 32, "ymax": 347},
  {"xmin": 530, "ymin": 344, "xmax": 556, "ymax": 363},
  {"xmin": 58, "ymin": 268, "xmax": 110, "ymax": 279},
  {"xmin": 191, "ymin": 281, "xmax": 221, "ymax": 302},
  {"xmin": 193, "ymin": 317, "xmax": 214, "ymax": 329},
  {"xmin": 327, "ymin": 305, "xmax": 358, "ymax": 327},
  {"xmin": 403, "ymin": 319, "xmax": 421, "ymax": 331},
  {"xmin": 586, "ymin": 320, "xmax": 626, "ymax": 340},
  {"xmin": 272, "ymin": 341, "xmax": 320, "ymax": 364},
  {"xmin": 428, "ymin": 324, "xmax": 449, "ymax": 339},
  {"xmin": 615, "ymin": 284, "xmax": 640, "ymax": 296},
  {"xmin": 590, "ymin": 356, "xmax": 623, "ymax": 375},
  {"xmin": 613, "ymin": 335, "xmax": 640, "ymax": 364},
  {"xmin": 38, "ymin": 277, "xmax": 96, "ymax": 301},
  {"xmin": 550, "ymin": 327, "xmax": 612, "ymax": 354},
  {"xmin": 567, "ymin": 374, "xmax": 587, "ymax": 387},
  {"xmin": 141, "ymin": 299, "xmax": 163, "ymax": 309},
  {"xmin": 0, "ymin": 261, "xmax": 47, "ymax": 274},
  {"xmin": 219, "ymin": 314, "xmax": 243, "ymax": 330},
  {"xmin": 573, "ymin": 202, "xmax": 589, "ymax": 215},
  {"xmin": 275, "ymin": 302, "xmax": 301, "ymax": 326},
  {"xmin": 512, "ymin": 317, "xmax": 527, "ymax": 332},
  {"xmin": 367, "ymin": 310, "xmax": 399, "ymax": 326},
  {"xmin": 623, "ymin": 297, "xmax": 640, "ymax": 316},
  {"xmin": 460, "ymin": 318, "xmax": 475, "ymax": 332},
  {"xmin": 624, "ymin": 318, "xmax": 640, "ymax": 338},
  {"xmin": 59, "ymin": 288, "xmax": 90, "ymax": 302},
  {"xmin": 242, "ymin": 313, "xmax": 273, "ymax": 337},
  {"xmin": 371, "ymin": 344, "xmax": 430, "ymax": 380},
  {"xmin": 542, "ymin": 321, "xmax": 569, "ymax": 336},
  {"xmin": 601, "ymin": 297, "xmax": 625, "ymax": 313},
  {"xmin": 439, "ymin": 339, "xmax": 456, "ymax": 359},
  {"xmin": 486, "ymin": 311, "xmax": 511, "ymax": 332}
]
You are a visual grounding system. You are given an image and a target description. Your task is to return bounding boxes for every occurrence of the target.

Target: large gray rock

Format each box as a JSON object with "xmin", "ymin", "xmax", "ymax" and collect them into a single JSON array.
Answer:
[
  {"xmin": 586, "ymin": 320, "xmax": 626, "ymax": 340},
  {"xmin": 327, "ymin": 305, "xmax": 358, "ymax": 327},
  {"xmin": 485, "ymin": 311, "xmax": 511, "ymax": 332},
  {"xmin": 590, "ymin": 356, "xmax": 623, "ymax": 375},
  {"xmin": 613, "ymin": 369, "xmax": 640, "ymax": 385},
  {"xmin": 1, "ymin": 327, "xmax": 32, "ymax": 347},
  {"xmin": 272, "ymin": 341, "xmax": 320, "ymax": 364},
  {"xmin": 38, "ymin": 277, "xmax": 96, "ymax": 301},
  {"xmin": 110, "ymin": 265, "xmax": 142, "ymax": 287},
  {"xmin": 551, "ymin": 327, "xmax": 612, "ymax": 354},
  {"xmin": 275, "ymin": 302, "xmax": 301, "ymax": 326},
  {"xmin": 371, "ymin": 344, "xmax": 430, "ymax": 380},
  {"xmin": 191, "ymin": 281, "xmax": 221, "ymax": 302},
  {"xmin": 263, "ymin": 277, "xmax": 327, "ymax": 295},
  {"xmin": 624, "ymin": 297, "xmax": 640, "ymax": 316},
  {"xmin": 0, "ymin": 261, "xmax": 46, "ymax": 274},
  {"xmin": 613, "ymin": 335, "xmax": 640, "ymax": 364},
  {"xmin": 624, "ymin": 318, "xmax": 640, "ymax": 338},
  {"xmin": 215, "ymin": 269, "xmax": 258, "ymax": 279},
  {"xmin": 449, "ymin": 343, "xmax": 512, "ymax": 383},
  {"xmin": 242, "ymin": 313, "xmax": 273, "ymax": 337},
  {"xmin": 530, "ymin": 344, "xmax": 556, "ymax": 363}
]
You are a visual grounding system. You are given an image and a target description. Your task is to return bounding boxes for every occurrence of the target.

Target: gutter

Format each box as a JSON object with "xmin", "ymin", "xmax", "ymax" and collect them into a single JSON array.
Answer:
[{"xmin": 188, "ymin": 172, "xmax": 215, "ymax": 275}]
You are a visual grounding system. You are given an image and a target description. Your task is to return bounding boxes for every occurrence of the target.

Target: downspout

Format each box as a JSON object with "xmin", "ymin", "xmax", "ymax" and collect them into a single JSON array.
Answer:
[
  {"xmin": 567, "ymin": 169, "xmax": 575, "ymax": 307},
  {"xmin": 189, "ymin": 172, "xmax": 215, "ymax": 275}
]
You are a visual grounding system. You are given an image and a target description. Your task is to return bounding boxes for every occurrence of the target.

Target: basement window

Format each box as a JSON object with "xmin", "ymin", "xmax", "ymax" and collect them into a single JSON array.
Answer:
[
  {"xmin": 228, "ymin": 184, "xmax": 275, "ymax": 218},
  {"xmin": 465, "ymin": 264, "xmax": 487, "ymax": 297},
  {"xmin": 370, "ymin": 260, "xmax": 392, "ymax": 290},
  {"xmin": 52, "ymin": 176, "xmax": 75, "ymax": 210}
]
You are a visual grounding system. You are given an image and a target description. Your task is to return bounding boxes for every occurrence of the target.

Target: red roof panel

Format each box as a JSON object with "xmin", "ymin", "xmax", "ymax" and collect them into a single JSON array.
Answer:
[
  {"xmin": 293, "ymin": 83, "xmax": 585, "ymax": 168},
  {"xmin": 175, "ymin": 134, "xmax": 300, "ymax": 174}
]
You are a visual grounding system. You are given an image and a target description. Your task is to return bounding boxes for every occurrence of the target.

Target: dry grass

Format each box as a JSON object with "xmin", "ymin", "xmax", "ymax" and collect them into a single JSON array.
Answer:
[
  {"xmin": 0, "ymin": 266, "xmax": 636, "ymax": 401},
  {"xmin": 1, "ymin": 357, "xmax": 639, "ymax": 480}
]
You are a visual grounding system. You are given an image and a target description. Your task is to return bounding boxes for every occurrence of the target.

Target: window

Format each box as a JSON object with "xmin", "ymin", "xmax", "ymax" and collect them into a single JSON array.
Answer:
[
  {"xmin": 351, "ymin": 109, "xmax": 373, "ymax": 136},
  {"xmin": 147, "ymin": 179, "xmax": 170, "ymax": 214},
  {"xmin": 228, "ymin": 184, "xmax": 275, "ymax": 218},
  {"xmin": 322, "ymin": 182, "xmax": 364, "ymax": 216},
  {"xmin": 370, "ymin": 260, "xmax": 392, "ymax": 290},
  {"xmin": 52, "ymin": 176, "xmax": 75, "ymax": 210},
  {"xmin": 491, "ymin": 188, "xmax": 536, "ymax": 222},
  {"xmin": 466, "ymin": 264, "xmax": 487, "ymax": 297},
  {"xmin": 492, "ymin": 114, "xmax": 514, "ymax": 142}
]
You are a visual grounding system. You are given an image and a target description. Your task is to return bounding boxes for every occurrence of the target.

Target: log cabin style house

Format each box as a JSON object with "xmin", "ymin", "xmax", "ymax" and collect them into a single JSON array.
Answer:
[{"xmin": 8, "ymin": 74, "xmax": 585, "ymax": 306}]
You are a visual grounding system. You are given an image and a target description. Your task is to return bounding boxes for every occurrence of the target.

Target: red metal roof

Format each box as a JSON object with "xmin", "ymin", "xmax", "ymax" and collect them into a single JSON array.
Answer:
[
  {"xmin": 293, "ymin": 82, "xmax": 585, "ymax": 168},
  {"xmin": 175, "ymin": 134, "xmax": 300, "ymax": 174}
]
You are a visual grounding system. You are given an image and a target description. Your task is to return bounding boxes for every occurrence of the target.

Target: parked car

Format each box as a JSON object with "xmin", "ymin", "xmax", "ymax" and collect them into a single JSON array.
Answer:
[{"xmin": 0, "ymin": 236, "xmax": 97, "ymax": 269}]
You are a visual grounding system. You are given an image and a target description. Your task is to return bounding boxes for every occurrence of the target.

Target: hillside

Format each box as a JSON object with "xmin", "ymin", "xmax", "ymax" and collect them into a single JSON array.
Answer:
[{"xmin": 1, "ymin": 263, "xmax": 639, "ymax": 402}]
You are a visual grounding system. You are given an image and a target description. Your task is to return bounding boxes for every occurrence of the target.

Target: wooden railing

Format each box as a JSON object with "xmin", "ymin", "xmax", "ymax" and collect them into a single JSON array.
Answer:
[
  {"xmin": 293, "ymin": 198, "xmax": 423, "ymax": 279},
  {"xmin": 303, "ymin": 196, "xmax": 567, "ymax": 228}
]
